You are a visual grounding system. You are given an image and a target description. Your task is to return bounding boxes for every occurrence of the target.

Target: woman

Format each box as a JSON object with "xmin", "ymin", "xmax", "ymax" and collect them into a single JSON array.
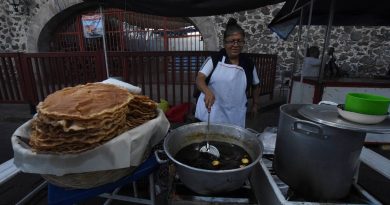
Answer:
[
  {"xmin": 301, "ymin": 46, "xmax": 321, "ymax": 77},
  {"xmin": 195, "ymin": 18, "xmax": 260, "ymax": 128}
]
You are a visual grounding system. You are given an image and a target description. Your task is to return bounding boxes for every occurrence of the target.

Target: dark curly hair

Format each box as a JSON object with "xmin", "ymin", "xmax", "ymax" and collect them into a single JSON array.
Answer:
[{"xmin": 223, "ymin": 18, "xmax": 245, "ymax": 40}]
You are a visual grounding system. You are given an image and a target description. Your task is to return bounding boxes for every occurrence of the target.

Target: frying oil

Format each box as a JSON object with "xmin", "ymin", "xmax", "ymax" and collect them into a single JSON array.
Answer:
[{"xmin": 175, "ymin": 141, "xmax": 251, "ymax": 170}]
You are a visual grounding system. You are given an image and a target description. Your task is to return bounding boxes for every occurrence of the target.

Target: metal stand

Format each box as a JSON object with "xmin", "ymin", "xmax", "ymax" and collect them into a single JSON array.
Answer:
[
  {"xmin": 250, "ymin": 156, "xmax": 382, "ymax": 205},
  {"xmin": 16, "ymin": 181, "xmax": 47, "ymax": 205},
  {"xmin": 100, "ymin": 174, "xmax": 156, "ymax": 205},
  {"xmin": 47, "ymin": 155, "xmax": 160, "ymax": 205},
  {"xmin": 167, "ymin": 165, "xmax": 257, "ymax": 205}
]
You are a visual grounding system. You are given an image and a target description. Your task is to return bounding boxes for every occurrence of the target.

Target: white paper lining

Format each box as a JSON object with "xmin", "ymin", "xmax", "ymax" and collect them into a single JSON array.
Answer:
[
  {"xmin": 102, "ymin": 78, "xmax": 142, "ymax": 94},
  {"xmin": 12, "ymin": 109, "xmax": 169, "ymax": 176}
]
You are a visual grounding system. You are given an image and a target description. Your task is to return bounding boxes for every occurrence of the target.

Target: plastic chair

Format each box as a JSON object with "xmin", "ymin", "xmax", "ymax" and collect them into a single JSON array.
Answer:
[{"xmin": 47, "ymin": 154, "xmax": 160, "ymax": 205}]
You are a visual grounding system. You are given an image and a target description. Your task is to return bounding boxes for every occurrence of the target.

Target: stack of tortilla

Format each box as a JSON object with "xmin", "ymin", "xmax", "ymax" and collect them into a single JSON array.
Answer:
[
  {"xmin": 127, "ymin": 95, "xmax": 158, "ymax": 129},
  {"xmin": 30, "ymin": 83, "xmax": 134, "ymax": 154}
]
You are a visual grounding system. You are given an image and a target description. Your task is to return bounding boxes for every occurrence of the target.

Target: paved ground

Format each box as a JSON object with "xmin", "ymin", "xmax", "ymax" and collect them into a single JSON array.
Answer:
[
  {"xmin": 1, "ymin": 91, "xmax": 389, "ymax": 204},
  {"xmin": 0, "ymin": 104, "xmax": 44, "ymax": 205}
]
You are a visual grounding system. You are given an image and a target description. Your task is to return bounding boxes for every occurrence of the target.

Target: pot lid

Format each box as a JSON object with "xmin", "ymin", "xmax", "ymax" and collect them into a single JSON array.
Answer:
[{"xmin": 298, "ymin": 104, "xmax": 390, "ymax": 134}]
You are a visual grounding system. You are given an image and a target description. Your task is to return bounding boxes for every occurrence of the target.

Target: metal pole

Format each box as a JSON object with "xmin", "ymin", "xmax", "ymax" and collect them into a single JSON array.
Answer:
[
  {"xmin": 16, "ymin": 181, "xmax": 47, "ymax": 205},
  {"xmin": 292, "ymin": 8, "xmax": 304, "ymax": 76},
  {"xmin": 100, "ymin": 6, "xmax": 110, "ymax": 78},
  {"xmin": 319, "ymin": 0, "xmax": 335, "ymax": 83},
  {"xmin": 304, "ymin": 0, "xmax": 314, "ymax": 54},
  {"xmin": 290, "ymin": 8, "xmax": 304, "ymax": 103},
  {"xmin": 298, "ymin": 0, "xmax": 314, "ymax": 103}
]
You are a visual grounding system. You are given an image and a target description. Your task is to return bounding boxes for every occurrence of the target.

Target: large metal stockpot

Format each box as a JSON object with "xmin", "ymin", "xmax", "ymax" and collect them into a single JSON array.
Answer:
[
  {"xmin": 274, "ymin": 104, "xmax": 366, "ymax": 200},
  {"xmin": 163, "ymin": 122, "xmax": 263, "ymax": 195}
]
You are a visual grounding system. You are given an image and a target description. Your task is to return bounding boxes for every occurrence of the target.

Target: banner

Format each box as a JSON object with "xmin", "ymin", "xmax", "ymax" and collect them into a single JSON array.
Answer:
[{"xmin": 81, "ymin": 14, "xmax": 104, "ymax": 38}]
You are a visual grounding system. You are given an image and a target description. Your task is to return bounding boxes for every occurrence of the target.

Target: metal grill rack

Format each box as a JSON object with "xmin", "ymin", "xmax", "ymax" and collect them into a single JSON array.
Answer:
[
  {"xmin": 250, "ymin": 154, "xmax": 382, "ymax": 205},
  {"xmin": 166, "ymin": 164, "xmax": 258, "ymax": 205}
]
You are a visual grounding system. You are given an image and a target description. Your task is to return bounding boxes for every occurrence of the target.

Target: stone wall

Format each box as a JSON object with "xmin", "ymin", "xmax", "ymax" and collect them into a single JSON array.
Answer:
[
  {"xmin": 0, "ymin": 0, "xmax": 30, "ymax": 51},
  {"xmin": 199, "ymin": 3, "xmax": 390, "ymax": 78},
  {"xmin": 0, "ymin": 1, "xmax": 389, "ymax": 78}
]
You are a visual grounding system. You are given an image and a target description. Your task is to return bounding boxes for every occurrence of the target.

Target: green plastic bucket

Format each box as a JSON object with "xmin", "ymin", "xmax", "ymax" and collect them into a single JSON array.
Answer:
[{"xmin": 345, "ymin": 93, "xmax": 390, "ymax": 115}]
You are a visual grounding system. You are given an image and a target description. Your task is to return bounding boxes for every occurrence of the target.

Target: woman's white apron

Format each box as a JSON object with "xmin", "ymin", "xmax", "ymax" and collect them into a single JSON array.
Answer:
[{"xmin": 195, "ymin": 57, "xmax": 247, "ymax": 127}]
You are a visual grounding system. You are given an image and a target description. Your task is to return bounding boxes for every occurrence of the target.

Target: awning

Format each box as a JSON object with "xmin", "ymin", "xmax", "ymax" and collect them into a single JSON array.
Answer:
[
  {"xmin": 83, "ymin": 0, "xmax": 284, "ymax": 17},
  {"xmin": 269, "ymin": 0, "xmax": 390, "ymax": 39}
]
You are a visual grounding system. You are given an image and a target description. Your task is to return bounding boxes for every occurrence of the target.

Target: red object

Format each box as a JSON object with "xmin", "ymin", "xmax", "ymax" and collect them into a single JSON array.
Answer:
[{"xmin": 165, "ymin": 103, "xmax": 193, "ymax": 123}]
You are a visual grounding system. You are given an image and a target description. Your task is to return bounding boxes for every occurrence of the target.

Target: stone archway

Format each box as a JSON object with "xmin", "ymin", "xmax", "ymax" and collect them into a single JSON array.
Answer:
[
  {"xmin": 26, "ymin": 0, "xmax": 85, "ymax": 52},
  {"xmin": 27, "ymin": 1, "xmax": 219, "ymax": 52},
  {"xmin": 190, "ymin": 17, "xmax": 219, "ymax": 51}
]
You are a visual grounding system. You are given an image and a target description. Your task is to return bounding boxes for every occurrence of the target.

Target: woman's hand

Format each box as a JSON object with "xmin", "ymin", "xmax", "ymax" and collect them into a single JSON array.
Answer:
[
  {"xmin": 250, "ymin": 102, "xmax": 258, "ymax": 118},
  {"xmin": 196, "ymin": 73, "xmax": 215, "ymax": 112},
  {"xmin": 250, "ymin": 86, "xmax": 260, "ymax": 117},
  {"xmin": 204, "ymin": 90, "xmax": 215, "ymax": 112}
]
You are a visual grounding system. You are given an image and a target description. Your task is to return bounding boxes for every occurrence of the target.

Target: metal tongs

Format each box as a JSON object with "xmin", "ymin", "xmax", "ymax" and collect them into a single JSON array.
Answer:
[{"xmin": 199, "ymin": 110, "xmax": 220, "ymax": 158}]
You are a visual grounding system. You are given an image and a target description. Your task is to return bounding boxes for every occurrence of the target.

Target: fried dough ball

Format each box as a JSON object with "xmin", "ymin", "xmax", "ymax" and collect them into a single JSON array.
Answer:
[
  {"xmin": 212, "ymin": 160, "xmax": 220, "ymax": 166},
  {"xmin": 241, "ymin": 158, "xmax": 249, "ymax": 164}
]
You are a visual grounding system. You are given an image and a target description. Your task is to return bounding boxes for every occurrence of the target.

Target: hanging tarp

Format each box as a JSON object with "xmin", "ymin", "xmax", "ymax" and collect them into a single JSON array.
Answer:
[
  {"xmin": 83, "ymin": 0, "xmax": 284, "ymax": 17},
  {"xmin": 268, "ymin": 0, "xmax": 310, "ymax": 40},
  {"xmin": 269, "ymin": 0, "xmax": 390, "ymax": 40},
  {"xmin": 82, "ymin": 14, "xmax": 104, "ymax": 38}
]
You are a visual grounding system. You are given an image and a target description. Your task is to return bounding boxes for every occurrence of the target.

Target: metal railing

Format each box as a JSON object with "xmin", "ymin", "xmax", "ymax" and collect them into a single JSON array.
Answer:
[
  {"xmin": 0, "ymin": 51, "xmax": 277, "ymax": 107},
  {"xmin": 49, "ymin": 8, "xmax": 204, "ymax": 52}
]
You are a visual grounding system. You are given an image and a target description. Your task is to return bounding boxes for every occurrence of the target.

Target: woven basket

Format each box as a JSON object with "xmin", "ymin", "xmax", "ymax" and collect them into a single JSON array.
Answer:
[
  {"xmin": 42, "ymin": 148, "xmax": 152, "ymax": 189},
  {"xmin": 42, "ymin": 167, "xmax": 136, "ymax": 189}
]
